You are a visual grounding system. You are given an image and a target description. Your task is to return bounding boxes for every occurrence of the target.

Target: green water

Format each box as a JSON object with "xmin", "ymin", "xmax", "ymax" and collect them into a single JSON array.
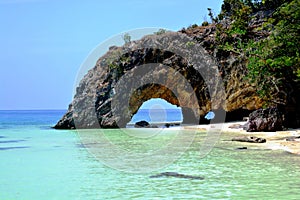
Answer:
[{"xmin": 1, "ymin": 127, "xmax": 300, "ymax": 199}]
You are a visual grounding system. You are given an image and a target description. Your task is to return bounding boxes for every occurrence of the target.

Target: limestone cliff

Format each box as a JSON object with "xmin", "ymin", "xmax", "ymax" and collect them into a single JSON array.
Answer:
[
  {"xmin": 55, "ymin": 1, "xmax": 299, "ymax": 130},
  {"xmin": 56, "ymin": 9, "xmax": 300, "ymax": 129},
  {"xmin": 54, "ymin": 29, "xmax": 263, "ymax": 129}
]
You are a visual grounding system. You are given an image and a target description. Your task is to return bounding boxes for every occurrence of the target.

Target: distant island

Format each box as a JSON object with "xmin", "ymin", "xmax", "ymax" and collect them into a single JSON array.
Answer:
[{"xmin": 55, "ymin": 0, "xmax": 299, "ymax": 131}]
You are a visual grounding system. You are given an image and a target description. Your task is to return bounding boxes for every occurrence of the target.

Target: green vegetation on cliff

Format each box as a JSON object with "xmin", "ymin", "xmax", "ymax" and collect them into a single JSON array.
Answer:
[{"xmin": 213, "ymin": 0, "xmax": 299, "ymax": 106}]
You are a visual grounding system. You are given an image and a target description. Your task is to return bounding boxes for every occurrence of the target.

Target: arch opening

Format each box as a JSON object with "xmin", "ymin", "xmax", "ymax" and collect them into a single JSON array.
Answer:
[{"xmin": 127, "ymin": 98, "xmax": 183, "ymax": 128}]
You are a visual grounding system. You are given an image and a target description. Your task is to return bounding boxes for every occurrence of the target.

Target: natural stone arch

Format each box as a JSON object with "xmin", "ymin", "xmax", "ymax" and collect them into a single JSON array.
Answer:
[
  {"xmin": 110, "ymin": 61, "xmax": 206, "ymax": 127},
  {"xmin": 55, "ymin": 32, "xmax": 225, "ymax": 129},
  {"xmin": 128, "ymin": 83, "xmax": 204, "ymax": 125}
]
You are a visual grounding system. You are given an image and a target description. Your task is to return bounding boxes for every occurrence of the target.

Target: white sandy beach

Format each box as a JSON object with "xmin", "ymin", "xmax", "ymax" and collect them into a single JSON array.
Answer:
[{"xmin": 183, "ymin": 121, "xmax": 300, "ymax": 155}]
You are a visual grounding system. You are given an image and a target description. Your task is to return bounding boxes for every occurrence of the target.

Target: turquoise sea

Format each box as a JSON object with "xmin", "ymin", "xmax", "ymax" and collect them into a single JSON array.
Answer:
[
  {"xmin": 0, "ymin": 110, "xmax": 300, "ymax": 199},
  {"xmin": 129, "ymin": 109, "xmax": 183, "ymax": 124}
]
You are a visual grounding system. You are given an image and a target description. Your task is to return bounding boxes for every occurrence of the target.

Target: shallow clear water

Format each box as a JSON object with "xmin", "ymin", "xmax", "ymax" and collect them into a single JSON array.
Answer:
[{"xmin": 0, "ymin": 110, "xmax": 299, "ymax": 199}]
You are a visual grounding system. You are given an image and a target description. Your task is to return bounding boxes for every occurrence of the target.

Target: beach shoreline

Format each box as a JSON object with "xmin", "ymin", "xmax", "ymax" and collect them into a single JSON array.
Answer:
[{"xmin": 182, "ymin": 121, "xmax": 300, "ymax": 155}]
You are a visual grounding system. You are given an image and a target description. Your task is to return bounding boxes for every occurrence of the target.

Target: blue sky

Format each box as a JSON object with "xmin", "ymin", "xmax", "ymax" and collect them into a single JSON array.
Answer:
[{"xmin": 0, "ymin": 0, "xmax": 222, "ymax": 110}]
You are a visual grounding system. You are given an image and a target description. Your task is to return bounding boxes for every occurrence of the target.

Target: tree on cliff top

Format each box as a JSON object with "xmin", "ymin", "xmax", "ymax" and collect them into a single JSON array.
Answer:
[
  {"xmin": 215, "ymin": 0, "xmax": 299, "ymax": 106},
  {"xmin": 246, "ymin": 0, "xmax": 300, "ymax": 105}
]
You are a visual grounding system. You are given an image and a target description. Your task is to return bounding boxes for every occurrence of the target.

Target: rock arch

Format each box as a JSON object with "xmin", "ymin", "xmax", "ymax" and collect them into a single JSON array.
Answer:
[
  {"xmin": 54, "ymin": 32, "xmax": 228, "ymax": 129},
  {"xmin": 128, "ymin": 84, "xmax": 200, "ymax": 125}
]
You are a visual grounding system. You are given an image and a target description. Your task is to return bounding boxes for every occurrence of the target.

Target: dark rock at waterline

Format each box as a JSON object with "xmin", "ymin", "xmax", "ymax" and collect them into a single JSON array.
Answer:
[
  {"xmin": 53, "ymin": 105, "xmax": 76, "ymax": 129},
  {"xmin": 285, "ymin": 136, "xmax": 300, "ymax": 141},
  {"xmin": 150, "ymin": 172, "xmax": 204, "ymax": 180},
  {"xmin": 232, "ymin": 136, "xmax": 266, "ymax": 143},
  {"xmin": 244, "ymin": 107, "xmax": 284, "ymax": 132},
  {"xmin": 236, "ymin": 147, "xmax": 248, "ymax": 150},
  {"xmin": 134, "ymin": 120, "xmax": 150, "ymax": 128},
  {"xmin": 286, "ymin": 137, "xmax": 295, "ymax": 141}
]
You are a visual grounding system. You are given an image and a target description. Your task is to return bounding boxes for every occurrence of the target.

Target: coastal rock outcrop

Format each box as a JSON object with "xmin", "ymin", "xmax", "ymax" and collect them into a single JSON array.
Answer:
[
  {"xmin": 54, "ymin": 10, "xmax": 299, "ymax": 129},
  {"xmin": 244, "ymin": 107, "xmax": 284, "ymax": 132},
  {"xmin": 55, "ymin": 32, "xmax": 227, "ymax": 129},
  {"xmin": 54, "ymin": 31, "xmax": 263, "ymax": 129}
]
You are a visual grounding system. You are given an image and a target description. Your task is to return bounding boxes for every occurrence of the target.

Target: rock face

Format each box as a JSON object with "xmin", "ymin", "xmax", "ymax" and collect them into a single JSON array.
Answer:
[
  {"xmin": 54, "ymin": 30, "xmax": 264, "ymax": 129},
  {"xmin": 244, "ymin": 107, "xmax": 284, "ymax": 132},
  {"xmin": 55, "ymin": 32, "xmax": 225, "ymax": 129},
  {"xmin": 53, "ymin": 104, "xmax": 75, "ymax": 129},
  {"xmin": 54, "ymin": 12, "xmax": 299, "ymax": 129}
]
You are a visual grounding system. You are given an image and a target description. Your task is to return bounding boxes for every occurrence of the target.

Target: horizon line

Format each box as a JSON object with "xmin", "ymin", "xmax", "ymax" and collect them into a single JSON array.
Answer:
[
  {"xmin": 0, "ymin": 109, "xmax": 67, "ymax": 111},
  {"xmin": 0, "ymin": 108, "xmax": 182, "ymax": 111}
]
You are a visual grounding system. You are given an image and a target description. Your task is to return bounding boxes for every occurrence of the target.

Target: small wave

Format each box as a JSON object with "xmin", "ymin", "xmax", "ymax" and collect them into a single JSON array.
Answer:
[
  {"xmin": 0, "ymin": 139, "xmax": 26, "ymax": 144},
  {"xmin": 0, "ymin": 146, "xmax": 30, "ymax": 151}
]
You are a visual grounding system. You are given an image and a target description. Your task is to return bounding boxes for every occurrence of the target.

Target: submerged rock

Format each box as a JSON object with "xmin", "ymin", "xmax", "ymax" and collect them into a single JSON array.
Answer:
[
  {"xmin": 149, "ymin": 172, "xmax": 204, "ymax": 180},
  {"xmin": 236, "ymin": 147, "xmax": 248, "ymax": 150}
]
